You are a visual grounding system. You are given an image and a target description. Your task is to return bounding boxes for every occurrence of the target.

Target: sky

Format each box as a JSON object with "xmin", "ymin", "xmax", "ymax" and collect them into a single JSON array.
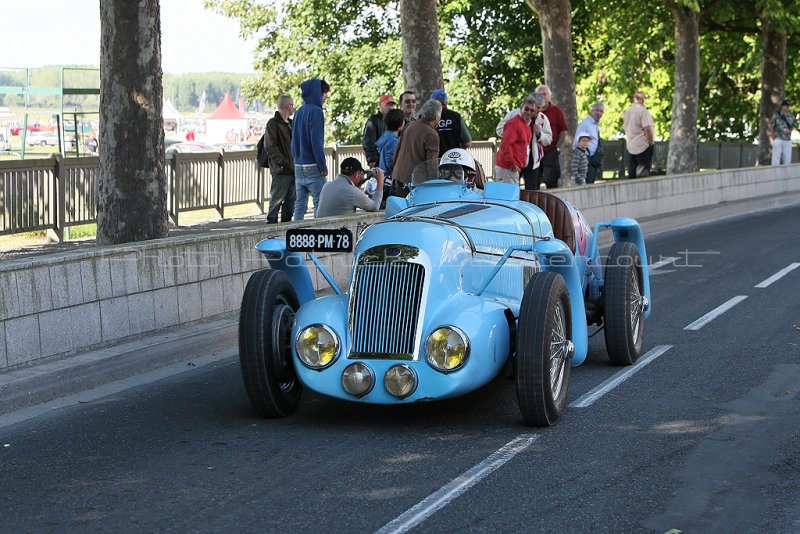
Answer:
[{"xmin": 3, "ymin": 0, "xmax": 257, "ymax": 74}]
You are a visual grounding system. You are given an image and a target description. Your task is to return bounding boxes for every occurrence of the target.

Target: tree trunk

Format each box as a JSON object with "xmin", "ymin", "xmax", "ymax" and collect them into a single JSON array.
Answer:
[
  {"xmin": 757, "ymin": 15, "xmax": 787, "ymax": 166},
  {"xmin": 98, "ymin": 0, "xmax": 167, "ymax": 245},
  {"xmin": 666, "ymin": 3, "xmax": 700, "ymax": 175},
  {"xmin": 399, "ymin": 0, "xmax": 444, "ymax": 102},
  {"xmin": 525, "ymin": 0, "xmax": 578, "ymax": 182}
]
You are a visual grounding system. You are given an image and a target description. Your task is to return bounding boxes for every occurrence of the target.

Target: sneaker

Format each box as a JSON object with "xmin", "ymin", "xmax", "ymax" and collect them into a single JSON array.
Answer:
[{"xmin": 539, "ymin": 183, "xmax": 547, "ymax": 191}]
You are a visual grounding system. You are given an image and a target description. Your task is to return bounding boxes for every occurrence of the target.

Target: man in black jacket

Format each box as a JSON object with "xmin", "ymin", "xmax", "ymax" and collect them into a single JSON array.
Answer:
[
  {"xmin": 264, "ymin": 95, "xmax": 296, "ymax": 223},
  {"xmin": 362, "ymin": 94, "xmax": 396, "ymax": 168},
  {"xmin": 431, "ymin": 89, "xmax": 472, "ymax": 157}
]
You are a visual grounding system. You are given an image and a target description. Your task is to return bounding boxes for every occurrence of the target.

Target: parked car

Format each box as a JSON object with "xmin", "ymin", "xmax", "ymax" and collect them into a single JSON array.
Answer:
[
  {"xmin": 215, "ymin": 142, "xmax": 254, "ymax": 151},
  {"xmin": 25, "ymin": 132, "xmax": 60, "ymax": 146},
  {"xmin": 165, "ymin": 142, "xmax": 215, "ymax": 154},
  {"xmin": 238, "ymin": 149, "xmax": 652, "ymax": 427}
]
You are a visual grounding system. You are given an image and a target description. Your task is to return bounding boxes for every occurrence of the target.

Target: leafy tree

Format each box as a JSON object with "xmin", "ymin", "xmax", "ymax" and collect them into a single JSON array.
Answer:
[
  {"xmin": 163, "ymin": 73, "xmax": 247, "ymax": 112},
  {"xmin": 97, "ymin": 0, "xmax": 167, "ymax": 244},
  {"xmin": 206, "ymin": 0, "xmax": 543, "ymax": 143}
]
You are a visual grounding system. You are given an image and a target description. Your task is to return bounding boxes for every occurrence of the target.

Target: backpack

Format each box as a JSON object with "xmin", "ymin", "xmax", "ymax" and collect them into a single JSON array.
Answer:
[{"xmin": 256, "ymin": 134, "xmax": 270, "ymax": 168}]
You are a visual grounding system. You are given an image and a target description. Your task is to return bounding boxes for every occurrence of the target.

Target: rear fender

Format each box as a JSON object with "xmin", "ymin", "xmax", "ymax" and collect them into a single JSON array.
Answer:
[
  {"xmin": 606, "ymin": 218, "xmax": 651, "ymax": 319},
  {"xmin": 533, "ymin": 240, "xmax": 588, "ymax": 366}
]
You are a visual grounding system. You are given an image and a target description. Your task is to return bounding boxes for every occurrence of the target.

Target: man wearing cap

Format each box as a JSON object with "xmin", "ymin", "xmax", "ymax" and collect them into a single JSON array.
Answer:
[
  {"xmin": 431, "ymin": 89, "xmax": 472, "ymax": 157},
  {"xmin": 316, "ymin": 157, "xmax": 386, "ymax": 217},
  {"xmin": 362, "ymin": 95, "xmax": 396, "ymax": 168},
  {"xmin": 771, "ymin": 99, "xmax": 796, "ymax": 166}
]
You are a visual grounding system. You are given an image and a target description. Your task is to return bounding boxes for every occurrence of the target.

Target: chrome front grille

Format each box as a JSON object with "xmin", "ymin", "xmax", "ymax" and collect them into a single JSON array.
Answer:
[{"xmin": 349, "ymin": 261, "xmax": 425, "ymax": 358}]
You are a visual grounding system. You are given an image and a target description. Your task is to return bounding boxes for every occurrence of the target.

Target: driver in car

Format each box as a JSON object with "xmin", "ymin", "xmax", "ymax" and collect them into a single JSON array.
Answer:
[{"xmin": 439, "ymin": 148, "xmax": 479, "ymax": 184}]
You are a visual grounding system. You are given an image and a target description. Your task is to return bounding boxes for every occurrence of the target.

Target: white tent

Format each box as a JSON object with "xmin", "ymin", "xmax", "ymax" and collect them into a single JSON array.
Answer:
[
  {"xmin": 205, "ymin": 94, "xmax": 248, "ymax": 142},
  {"xmin": 163, "ymin": 98, "xmax": 182, "ymax": 131}
]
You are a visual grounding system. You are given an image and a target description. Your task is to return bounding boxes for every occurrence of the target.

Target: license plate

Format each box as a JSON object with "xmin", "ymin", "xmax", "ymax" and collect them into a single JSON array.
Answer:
[{"xmin": 285, "ymin": 228, "xmax": 353, "ymax": 253}]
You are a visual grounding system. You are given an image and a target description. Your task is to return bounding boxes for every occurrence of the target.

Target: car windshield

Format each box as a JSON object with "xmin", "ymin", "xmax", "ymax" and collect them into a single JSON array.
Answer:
[{"xmin": 410, "ymin": 159, "xmax": 467, "ymax": 187}]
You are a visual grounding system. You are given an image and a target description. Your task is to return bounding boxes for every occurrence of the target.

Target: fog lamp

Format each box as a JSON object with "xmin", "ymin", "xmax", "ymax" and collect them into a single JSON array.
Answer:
[
  {"xmin": 295, "ymin": 324, "xmax": 339, "ymax": 369},
  {"xmin": 384, "ymin": 364, "xmax": 417, "ymax": 399},
  {"xmin": 425, "ymin": 326, "xmax": 470, "ymax": 372},
  {"xmin": 341, "ymin": 362, "xmax": 375, "ymax": 397}
]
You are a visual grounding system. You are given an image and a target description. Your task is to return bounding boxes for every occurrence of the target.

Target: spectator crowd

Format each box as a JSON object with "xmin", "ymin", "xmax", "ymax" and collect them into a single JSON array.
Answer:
[{"xmin": 257, "ymin": 78, "xmax": 797, "ymax": 221}]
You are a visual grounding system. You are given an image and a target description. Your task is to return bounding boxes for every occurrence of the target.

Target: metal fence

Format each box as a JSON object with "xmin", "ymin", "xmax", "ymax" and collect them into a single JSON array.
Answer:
[{"xmin": 1, "ymin": 141, "xmax": 795, "ymax": 239}]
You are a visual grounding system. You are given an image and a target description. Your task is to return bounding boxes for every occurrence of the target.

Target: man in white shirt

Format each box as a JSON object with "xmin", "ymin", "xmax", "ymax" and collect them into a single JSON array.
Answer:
[{"xmin": 573, "ymin": 102, "xmax": 605, "ymax": 183}]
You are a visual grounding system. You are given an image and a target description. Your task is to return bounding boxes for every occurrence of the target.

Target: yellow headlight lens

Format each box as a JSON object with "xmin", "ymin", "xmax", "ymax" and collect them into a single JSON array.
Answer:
[
  {"xmin": 296, "ymin": 324, "xmax": 339, "ymax": 369},
  {"xmin": 425, "ymin": 327, "xmax": 469, "ymax": 372}
]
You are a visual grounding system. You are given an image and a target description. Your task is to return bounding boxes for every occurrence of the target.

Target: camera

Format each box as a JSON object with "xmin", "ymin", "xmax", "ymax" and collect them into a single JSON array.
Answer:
[{"xmin": 363, "ymin": 168, "xmax": 375, "ymax": 180}]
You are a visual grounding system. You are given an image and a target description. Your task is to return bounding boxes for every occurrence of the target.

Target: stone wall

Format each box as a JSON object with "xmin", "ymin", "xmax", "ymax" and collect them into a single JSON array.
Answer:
[{"xmin": 1, "ymin": 163, "xmax": 798, "ymax": 369}]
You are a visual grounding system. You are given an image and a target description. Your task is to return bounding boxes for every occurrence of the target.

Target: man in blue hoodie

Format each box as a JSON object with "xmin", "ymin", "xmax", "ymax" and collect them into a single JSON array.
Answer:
[{"xmin": 291, "ymin": 78, "xmax": 330, "ymax": 220}]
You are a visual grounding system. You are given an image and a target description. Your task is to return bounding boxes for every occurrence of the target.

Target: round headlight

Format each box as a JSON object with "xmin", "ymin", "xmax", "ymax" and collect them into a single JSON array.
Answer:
[
  {"xmin": 341, "ymin": 362, "xmax": 375, "ymax": 397},
  {"xmin": 425, "ymin": 326, "xmax": 470, "ymax": 372},
  {"xmin": 384, "ymin": 364, "xmax": 417, "ymax": 399},
  {"xmin": 295, "ymin": 324, "xmax": 339, "ymax": 369}
]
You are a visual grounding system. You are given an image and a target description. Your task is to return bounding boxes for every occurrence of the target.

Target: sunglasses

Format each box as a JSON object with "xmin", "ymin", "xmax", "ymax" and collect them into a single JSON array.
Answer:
[
  {"xmin": 404, "ymin": 99, "xmax": 417, "ymax": 104},
  {"xmin": 523, "ymin": 106, "xmax": 538, "ymax": 112}
]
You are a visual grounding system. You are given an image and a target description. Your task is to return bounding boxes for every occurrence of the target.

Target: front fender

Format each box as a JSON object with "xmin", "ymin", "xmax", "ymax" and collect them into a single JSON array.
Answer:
[
  {"xmin": 255, "ymin": 238, "xmax": 316, "ymax": 305},
  {"xmin": 534, "ymin": 239, "xmax": 589, "ymax": 366}
]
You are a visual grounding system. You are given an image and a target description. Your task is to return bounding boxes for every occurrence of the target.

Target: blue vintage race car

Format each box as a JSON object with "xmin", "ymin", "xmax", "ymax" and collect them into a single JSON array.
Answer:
[{"xmin": 239, "ymin": 150, "xmax": 651, "ymax": 426}]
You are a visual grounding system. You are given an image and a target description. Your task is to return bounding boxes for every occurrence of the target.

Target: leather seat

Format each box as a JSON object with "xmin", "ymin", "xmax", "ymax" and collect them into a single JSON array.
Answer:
[
  {"xmin": 519, "ymin": 190, "xmax": 576, "ymax": 253},
  {"xmin": 471, "ymin": 161, "xmax": 486, "ymax": 190}
]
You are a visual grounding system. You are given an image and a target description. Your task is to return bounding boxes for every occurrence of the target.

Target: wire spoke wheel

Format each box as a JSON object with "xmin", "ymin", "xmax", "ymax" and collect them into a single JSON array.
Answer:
[
  {"xmin": 604, "ymin": 242, "xmax": 646, "ymax": 366},
  {"xmin": 517, "ymin": 272, "xmax": 573, "ymax": 427}
]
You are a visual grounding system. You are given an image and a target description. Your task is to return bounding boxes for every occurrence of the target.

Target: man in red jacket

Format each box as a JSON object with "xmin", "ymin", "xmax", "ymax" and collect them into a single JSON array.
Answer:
[{"xmin": 536, "ymin": 84, "xmax": 567, "ymax": 189}]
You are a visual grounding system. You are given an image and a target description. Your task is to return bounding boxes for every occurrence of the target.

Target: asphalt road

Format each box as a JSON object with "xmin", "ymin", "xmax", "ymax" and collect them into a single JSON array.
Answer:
[{"xmin": 1, "ymin": 204, "xmax": 799, "ymax": 533}]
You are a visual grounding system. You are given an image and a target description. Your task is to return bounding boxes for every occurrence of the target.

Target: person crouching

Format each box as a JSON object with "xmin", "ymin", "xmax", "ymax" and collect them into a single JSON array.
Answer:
[{"xmin": 316, "ymin": 157, "xmax": 385, "ymax": 217}]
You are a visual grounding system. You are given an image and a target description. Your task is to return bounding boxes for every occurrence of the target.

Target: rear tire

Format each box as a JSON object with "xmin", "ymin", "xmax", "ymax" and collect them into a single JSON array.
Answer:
[
  {"xmin": 604, "ymin": 242, "xmax": 646, "ymax": 365},
  {"xmin": 516, "ymin": 272, "xmax": 572, "ymax": 427},
  {"xmin": 239, "ymin": 269, "xmax": 303, "ymax": 417}
]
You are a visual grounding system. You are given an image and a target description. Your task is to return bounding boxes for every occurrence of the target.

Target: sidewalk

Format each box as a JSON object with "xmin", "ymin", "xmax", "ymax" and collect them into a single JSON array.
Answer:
[{"xmin": 1, "ymin": 191, "xmax": 799, "ymax": 419}]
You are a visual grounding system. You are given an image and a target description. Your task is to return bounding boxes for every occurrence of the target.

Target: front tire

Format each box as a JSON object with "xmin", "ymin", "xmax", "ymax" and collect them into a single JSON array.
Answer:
[
  {"xmin": 604, "ymin": 242, "xmax": 646, "ymax": 365},
  {"xmin": 239, "ymin": 269, "xmax": 303, "ymax": 417},
  {"xmin": 516, "ymin": 272, "xmax": 573, "ymax": 427}
]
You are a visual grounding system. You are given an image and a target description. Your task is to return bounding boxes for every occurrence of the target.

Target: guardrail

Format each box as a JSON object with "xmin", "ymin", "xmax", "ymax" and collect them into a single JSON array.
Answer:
[{"xmin": 1, "ymin": 140, "xmax": 795, "ymax": 239}]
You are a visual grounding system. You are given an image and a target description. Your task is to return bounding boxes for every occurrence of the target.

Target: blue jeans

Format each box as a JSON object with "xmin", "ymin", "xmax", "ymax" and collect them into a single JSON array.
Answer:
[{"xmin": 293, "ymin": 164, "xmax": 326, "ymax": 221}]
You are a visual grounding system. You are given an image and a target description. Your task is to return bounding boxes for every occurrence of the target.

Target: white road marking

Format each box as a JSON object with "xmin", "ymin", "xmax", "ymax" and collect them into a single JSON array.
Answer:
[
  {"xmin": 374, "ymin": 434, "xmax": 539, "ymax": 534},
  {"xmin": 650, "ymin": 269, "xmax": 676, "ymax": 276},
  {"xmin": 755, "ymin": 262, "xmax": 800, "ymax": 288},
  {"xmin": 569, "ymin": 345, "xmax": 673, "ymax": 408},
  {"xmin": 684, "ymin": 295, "xmax": 748, "ymax": 331},
  {"xmin": 650, "ymin": 256, "xmax": 679, "ymax": 270}
]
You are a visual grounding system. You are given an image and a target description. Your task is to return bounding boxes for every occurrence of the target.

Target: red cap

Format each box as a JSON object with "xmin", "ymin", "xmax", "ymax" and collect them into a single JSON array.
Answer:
[{"xmin": 379, "ymin": 94, "xmax": 396, "ymax": 105}]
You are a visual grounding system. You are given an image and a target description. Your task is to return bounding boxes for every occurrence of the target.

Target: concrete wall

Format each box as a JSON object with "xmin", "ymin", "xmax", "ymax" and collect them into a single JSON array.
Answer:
[
  {"xmin": 0, "ymin": 216, "xmax": 381, "ymax": 370},
  {"xmin": 1, "ymin": 164, "xmax": 798, "ymax": 369}
]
